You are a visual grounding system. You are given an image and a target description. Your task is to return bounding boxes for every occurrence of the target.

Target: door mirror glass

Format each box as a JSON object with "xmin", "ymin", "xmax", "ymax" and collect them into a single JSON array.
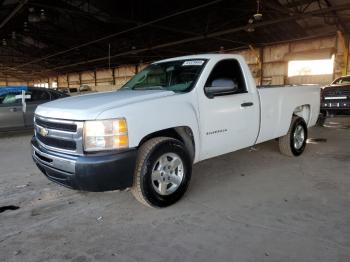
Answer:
[{"xmin": 205, "ymin": 78, "xmax": 239, "ymax": 98}]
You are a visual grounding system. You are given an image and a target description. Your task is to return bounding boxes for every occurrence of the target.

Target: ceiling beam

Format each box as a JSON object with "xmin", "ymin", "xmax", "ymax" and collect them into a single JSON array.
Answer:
[
  {"xmin": 283, "ymin": 0, "xmax": 317, "ymax": 9},
  {"xmin": 46, "ymin": 2, "xmax": 350, "ymax": 71},
  {"xmin": 110, "ymin": 16, "xmax": 249, "ymax": 46},
  {"xmin": 323, "ymin": 0, "xmax": 349, "ymax": 34},
  {"xmin": 0, "ymin": 0, "xmax": 28, "ymax": 30},
  {"xmin": 5, "ymin": 0, "xmax": 225, "ymax": 71}
]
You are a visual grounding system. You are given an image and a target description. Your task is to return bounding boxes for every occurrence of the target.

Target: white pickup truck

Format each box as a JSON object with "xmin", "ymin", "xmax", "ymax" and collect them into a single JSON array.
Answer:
[{"xmin": 32, "ymin": 54, "xmax": 320, "ymax": 207}]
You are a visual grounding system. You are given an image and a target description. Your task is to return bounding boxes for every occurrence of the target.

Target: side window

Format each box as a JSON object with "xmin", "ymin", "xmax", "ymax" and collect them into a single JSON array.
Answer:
[
  {"xmin": 27, "ymin": 90, "xmax": 50, "ymax": 102},
  {"xmin": 205, "ymin": 59, "xmax": 246, "ymax": 94},
  {"xmin": 50, "ymin": 92, "xmax": 62, "ymax": 99},
  {"xmin": 0, "ymin": 91, "xmax": 21, "ymax": 105}
]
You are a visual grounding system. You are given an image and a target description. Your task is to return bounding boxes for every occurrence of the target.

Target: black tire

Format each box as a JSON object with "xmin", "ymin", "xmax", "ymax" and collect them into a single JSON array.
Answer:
[
  {"xmin": 131, "ymin": 137, "xmax": 192, "ymax": 208},
  {"xmin": 279, "ymin": 116, "xmax": 308, "ymax": 157}
]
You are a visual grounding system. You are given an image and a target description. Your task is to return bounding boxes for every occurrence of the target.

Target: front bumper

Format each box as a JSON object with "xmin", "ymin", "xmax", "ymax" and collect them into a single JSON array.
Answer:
[
  {"xmin": 321, "ymin": 100, "xmax": 350, "ymax": 111},
  {"xmin": 31, "ymin": 137, "xmax": 137, "ymax": 192},
  {"xmin": 320, "ymin": 99, "xmax": 350, "ymax": 116}
]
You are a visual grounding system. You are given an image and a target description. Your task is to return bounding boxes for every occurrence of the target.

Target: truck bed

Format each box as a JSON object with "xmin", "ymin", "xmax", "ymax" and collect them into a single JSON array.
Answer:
[
  {"xmin": 257, "ymin": 84, "xmax": 319, "ymax": 89},
  {"xmin": 256, "ymin": 85, "xmax": 321, "ymax": 144}
]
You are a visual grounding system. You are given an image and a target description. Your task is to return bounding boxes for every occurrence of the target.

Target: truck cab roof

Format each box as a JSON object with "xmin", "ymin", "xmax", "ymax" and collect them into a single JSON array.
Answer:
[{"xmin": 154, "ymin": 53, "xmax": 244, "ymax": 64}]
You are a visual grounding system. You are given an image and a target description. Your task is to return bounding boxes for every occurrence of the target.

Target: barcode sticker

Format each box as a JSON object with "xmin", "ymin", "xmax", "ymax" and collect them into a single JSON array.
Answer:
[{"xmin": 182, "ymin": 60, "xmax": 205, "ymax": 66}]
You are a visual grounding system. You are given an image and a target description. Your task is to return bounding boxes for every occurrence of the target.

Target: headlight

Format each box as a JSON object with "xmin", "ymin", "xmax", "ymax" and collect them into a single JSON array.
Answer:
[{"xmin": 84, "ymin": 118, "xmax": 128, "ymax": 152}]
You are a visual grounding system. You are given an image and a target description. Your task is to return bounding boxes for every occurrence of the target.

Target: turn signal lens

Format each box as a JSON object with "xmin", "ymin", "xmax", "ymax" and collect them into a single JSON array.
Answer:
[
  {"xmin": 113, "ymin": 119, "xmax": 127, "ymax": 133},
  {"xmin": 113, "ymin": 135, "xmax": 129, "ymax": 148}
]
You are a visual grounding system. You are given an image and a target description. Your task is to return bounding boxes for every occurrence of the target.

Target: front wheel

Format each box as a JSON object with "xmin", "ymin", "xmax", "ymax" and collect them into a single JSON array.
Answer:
[
  {"xmin": 131, "ymin": 137, "xmax": 192, "ymax": 208},
  {"xmin": 279, "ymin": 116, "xmax": 308, "ymax": 157}
]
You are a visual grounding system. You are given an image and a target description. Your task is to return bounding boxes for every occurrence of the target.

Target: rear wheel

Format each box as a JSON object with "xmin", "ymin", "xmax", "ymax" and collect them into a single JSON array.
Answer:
[
  {"xmin": 279, "ymin": 116, "xmax": 307, "ymax": 157},
  {"xmin": 131, "ymin": 137, "xmax": 192, "ymax": 208}
]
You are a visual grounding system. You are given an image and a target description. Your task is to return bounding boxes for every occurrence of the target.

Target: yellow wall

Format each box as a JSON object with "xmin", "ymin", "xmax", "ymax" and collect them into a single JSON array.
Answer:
[{"xmin": 4, "ymin": 35, "xmax": 349, "ymax": 89}]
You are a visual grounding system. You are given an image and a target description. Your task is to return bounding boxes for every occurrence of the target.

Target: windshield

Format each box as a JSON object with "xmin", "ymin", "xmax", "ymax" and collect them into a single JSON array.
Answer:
[
  {"xmin": 122, "ymin": 59, "xmax": 207, "ymax": 93},
  {"xmin": 332, "ymin": 76, "xmax": 350, "ymax": 85}
]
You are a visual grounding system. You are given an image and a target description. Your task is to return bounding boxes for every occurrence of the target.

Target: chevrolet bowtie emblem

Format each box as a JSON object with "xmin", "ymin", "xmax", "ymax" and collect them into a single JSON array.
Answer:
[{"xmin": 39, "ymin": 127, "xmax": 49, "ymax": 137}]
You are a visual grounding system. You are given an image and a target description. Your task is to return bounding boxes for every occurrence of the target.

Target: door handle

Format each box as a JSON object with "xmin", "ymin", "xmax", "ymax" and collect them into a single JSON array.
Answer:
[
  {"xmin": 9, "ymin": 107, "xmax": 17, "ymax": 112},
  {"xmin": 241, "ymin": 102, "xmax": 254, "ymax": 107}
]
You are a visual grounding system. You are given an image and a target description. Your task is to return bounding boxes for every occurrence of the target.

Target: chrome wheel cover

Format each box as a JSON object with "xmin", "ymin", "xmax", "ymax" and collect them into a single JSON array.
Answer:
[
  {"xmin": 151, "ymin": 153, "xmax": 184, "ymax": 195},
  {"xmin": 293, "ymin": 125, "xmax": 305, "ymax": 150}
]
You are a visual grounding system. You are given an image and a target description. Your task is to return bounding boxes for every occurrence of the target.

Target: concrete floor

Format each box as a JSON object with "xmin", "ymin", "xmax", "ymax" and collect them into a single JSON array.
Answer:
[{"xmin": 0, "ymin": 117, "xmax": 350, "ymax": 262}]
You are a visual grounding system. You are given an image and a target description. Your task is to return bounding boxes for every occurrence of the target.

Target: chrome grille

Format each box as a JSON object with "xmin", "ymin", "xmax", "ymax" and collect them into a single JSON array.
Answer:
[
  {"xmin": 34, "ymin": 115, "xmax": 84, "ymax": 155},
  {"xmin": 35, "ymin": 117, "xmax": 77, "ymax": 132}
]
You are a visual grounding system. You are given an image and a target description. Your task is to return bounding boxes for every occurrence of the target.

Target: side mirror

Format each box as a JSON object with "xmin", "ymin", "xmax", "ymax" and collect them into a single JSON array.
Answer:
[{"xmin": 204, "ymin": 78, "xmax": 238, "ymax": 99}]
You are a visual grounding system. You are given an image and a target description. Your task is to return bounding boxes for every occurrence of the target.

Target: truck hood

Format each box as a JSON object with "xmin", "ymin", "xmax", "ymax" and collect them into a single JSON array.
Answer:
[
  {"xmin": 35, "ymin": 89, "xmax": 175, "ymax": 120},
  {"xmin": 322, "ymin": 85, "xmax": 350, "ymax": 96},
  {"xmin": 324, "ymin": 84, "xmax": 350, "ymax": 90}
]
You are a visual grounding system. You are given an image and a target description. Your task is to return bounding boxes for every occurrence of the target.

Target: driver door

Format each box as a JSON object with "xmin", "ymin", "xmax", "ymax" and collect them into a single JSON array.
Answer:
[
  {"xmin": 0, "ymin": 91, "xmax": 24, "ymax": 131},
  {"xmin": 198, "ymin": 59, "xmax": 260, "ymax": 160}
]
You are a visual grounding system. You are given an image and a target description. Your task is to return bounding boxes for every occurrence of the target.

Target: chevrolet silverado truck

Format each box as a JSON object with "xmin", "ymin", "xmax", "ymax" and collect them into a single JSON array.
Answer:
[
  {"xmin": 32, "ymin": 54, "xmax": 320, "ymax": 208},
  {"xmin": 318, "ymin": 75, "xmax": 350, "ymax": 125}
]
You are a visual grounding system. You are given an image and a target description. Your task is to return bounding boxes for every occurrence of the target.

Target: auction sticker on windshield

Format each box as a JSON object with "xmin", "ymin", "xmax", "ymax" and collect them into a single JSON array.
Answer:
[{"xmin": 182, "ymin": 60, "xmax": 205, "ymax": 66}]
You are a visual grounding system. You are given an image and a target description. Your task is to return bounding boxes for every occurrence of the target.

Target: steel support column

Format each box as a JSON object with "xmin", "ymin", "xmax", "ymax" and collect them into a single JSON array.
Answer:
[{"xmin": 337, "ymin": 31, "xmax": 349, "ymax": 76}]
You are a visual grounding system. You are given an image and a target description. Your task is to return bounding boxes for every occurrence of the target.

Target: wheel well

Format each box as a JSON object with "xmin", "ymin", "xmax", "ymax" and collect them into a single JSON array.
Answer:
[
  {"xmin": 138, "ymin": 126, "xmax": 195, "ymax": 162},
  {"xmin": 293, "ymin": 104, "xmax": 311, "ymax": 125}
]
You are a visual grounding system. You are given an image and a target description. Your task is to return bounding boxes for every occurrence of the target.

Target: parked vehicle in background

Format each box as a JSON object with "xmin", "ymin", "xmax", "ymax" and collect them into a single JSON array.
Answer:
[
  {"xmin": 60, "ymin": 85, "xmax": 95, "ymax": 96},
  {"xmin": 318, "ymin": 75, "xmax": 350, "ymax": 125},
  {"xmin": 32, "ymin": 54, "xmax": 320, "ymax": 208},
  {"xmin": 0, "ymin": 86, "xmax": 67, "ymax": 132}
]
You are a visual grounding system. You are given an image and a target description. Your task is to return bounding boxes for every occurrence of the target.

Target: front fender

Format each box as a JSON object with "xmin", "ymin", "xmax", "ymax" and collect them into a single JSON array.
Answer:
[{"xmin": 97, "ymin": 93, "xmax": 201, "ymax": 162}]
